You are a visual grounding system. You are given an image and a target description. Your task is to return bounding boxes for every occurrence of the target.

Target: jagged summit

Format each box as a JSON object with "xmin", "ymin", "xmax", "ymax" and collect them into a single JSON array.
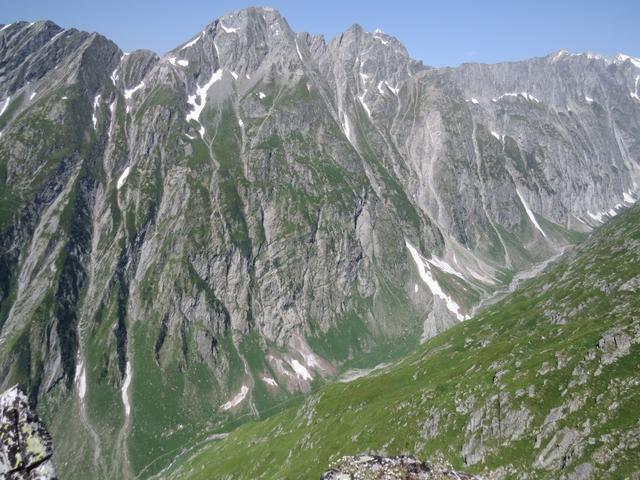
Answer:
[{"xmin": 545, "ymin": 48, "xmax": 640, "ymax": 66}]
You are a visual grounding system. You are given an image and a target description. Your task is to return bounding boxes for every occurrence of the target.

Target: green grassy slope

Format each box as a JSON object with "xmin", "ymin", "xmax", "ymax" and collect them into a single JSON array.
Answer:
[{"xmin": 159, "ymin": 205, "xmax": 640, "ymax": 479}]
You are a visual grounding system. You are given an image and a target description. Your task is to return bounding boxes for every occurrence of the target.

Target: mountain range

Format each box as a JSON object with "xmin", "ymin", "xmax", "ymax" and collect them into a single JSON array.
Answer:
[{"xmin": 0, "ymin": 7, "xmax": 639, "ymax": 478}]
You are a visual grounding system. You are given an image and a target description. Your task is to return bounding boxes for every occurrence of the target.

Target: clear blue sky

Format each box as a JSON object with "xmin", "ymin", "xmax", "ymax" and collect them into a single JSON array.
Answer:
[{"xmin": 2, "ymin": 0, "xmax": 639, "ymax": 67}]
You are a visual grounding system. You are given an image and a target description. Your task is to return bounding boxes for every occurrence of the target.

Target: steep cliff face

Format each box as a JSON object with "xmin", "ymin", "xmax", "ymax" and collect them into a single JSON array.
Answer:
[
  {"xmin": 0, "ymin": 9, "xmax": 639, "ymax": 478},
  {"xmin": 161, "ymin": 204, "xmax": 640, "ymax": 480}
]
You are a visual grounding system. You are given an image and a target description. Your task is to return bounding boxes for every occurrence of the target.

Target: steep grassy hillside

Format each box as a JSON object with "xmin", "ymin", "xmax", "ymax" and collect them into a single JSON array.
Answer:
[{"xmin": 160, "ymin": 205, "xmax": 640, "ymax": 479}]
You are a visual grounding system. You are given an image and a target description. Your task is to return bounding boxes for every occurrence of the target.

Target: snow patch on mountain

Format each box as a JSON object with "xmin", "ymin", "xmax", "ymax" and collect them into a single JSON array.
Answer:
[
  {"xmin": 427, "ymin": 256, "xmax": 466, "ymax": 281},
  {"xmin": 221, "ymin": 385, "xmax": 249, "ymax": 410},
  {"xmin": 121, "ymin": 361, "xmax": 132, "ymax": 417},
  {"xmin": 180, "ymin": 32, "xmax": 203, "ymax": 50},
  {"xmin": 295, "ymin": 39, "xmax": 303, "ymax": 61},
  {"xmin": 587, "ymin": 210, "xmax": 606, "ymax": 223},
  {"xmin": 493, "ymin": 92, "xmax": 540, "ymax": 103},
  {"xmin": 373, "ymin": 35, "xmax": 388, "ymax": 46},
  {"xmin": 290, "ymin": 359, "xmax": 312, "ymax": 381},
  {"xmin": 108, "ymin": 101, "xmax": 116, "ymax": 140},
  {"xmin": 358, "ymin": 92, "xmax": 371, "ymax": 118},
  {"xmin": 92, "ymin": 94, "xmax": 101, "ymax": 129},
  {"xmin": 0, "ymin": 97, "xmax": 10, "ymax": 117},
  {"xmin": 631, "ymin": 76, "xmax": 640, "ymax": 101},
  {"xmin": 117, "ymin": 166, "xmax": 131, "ymax": 190},
  {"xmin": 385, "ymin": 81, "xmax": 399, "ymax": 95},
  {"xmin": 124, "ymin": 81, "xmax": 145, "ymax": 100},
  {"xmin": 74, "ymin": 358, "xmax": 86, "ymax": 400},
  {"xmin": 220, "ymin": 22, "xmax": 238, "ymax": 33},
  {"xmin": 623, "ymin": 190, "xmax": 637, "ymax": 204},
  {"xmin": 517, "ymin": 189, "xmax": 547, "ymax": 238},
  {"xmin": 405, "ymin": 241, "xmax": 467, "ymax": 321},
  {"xmin": 186, "ymin": 69, "xmax": 223, "ymax": 136},
  {"xmin": 261, "ymin": 377, "xmax": 278, "ymax": 387}
]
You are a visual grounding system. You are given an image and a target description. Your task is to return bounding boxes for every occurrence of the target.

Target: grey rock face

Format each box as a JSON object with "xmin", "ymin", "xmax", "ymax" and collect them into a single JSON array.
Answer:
[
  {"xmin": 0, "ymin": 385, "xmax": 56, "ymax": 479},
  {"xmin": 321, "ymin": 455, "xmax": 479, "ymax": 479},
  {"xmin": 1, "ymin": 8, "xmax": 640, "ymax": 478}
]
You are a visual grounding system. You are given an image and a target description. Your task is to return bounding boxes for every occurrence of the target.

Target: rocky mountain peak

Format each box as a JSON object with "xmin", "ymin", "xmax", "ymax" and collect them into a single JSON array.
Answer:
[{"xmin": 165, "ymin": 6, "xmax": 308, "ymax": 95}]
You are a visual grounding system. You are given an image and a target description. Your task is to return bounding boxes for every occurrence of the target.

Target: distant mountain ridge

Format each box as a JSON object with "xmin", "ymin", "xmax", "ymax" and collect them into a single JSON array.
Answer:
[{"xmin": 0, "ymin": 8, "xmax": 639, "ymax": 478}]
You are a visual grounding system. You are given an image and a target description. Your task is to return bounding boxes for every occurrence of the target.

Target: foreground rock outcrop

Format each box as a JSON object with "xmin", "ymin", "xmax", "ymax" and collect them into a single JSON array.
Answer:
[
  {"xmin": 321, "ymin": 455, "xmax": 480, "ymax": 479},
  {"xmin": 0, "ymin": 385, "xmax": 56, "ymax": 479}
]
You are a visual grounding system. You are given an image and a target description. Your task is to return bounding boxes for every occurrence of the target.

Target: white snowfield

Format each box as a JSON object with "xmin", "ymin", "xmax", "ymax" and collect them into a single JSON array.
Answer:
[
  {"xmin": 110, "ymin": 67, "xmax": 119, "ymax": 86},
  {"xmin": 124, "ymin": 81, "xmax": 145, "ymax": 100},
  {"xmin": 516, "ymin": 189, "xmax": 547, "ymax": 238},
  {"xmin": 405, "ymin": 241, "xmax": 468, "ymax": 321},
  {"xmin": 186, "ymin": 69, "xmax": 223, "ymax": 136},
  {"xmin": 258, "ymin": 92, "xmax": 267, "ymax": 99},
  {"xmin": 295, "ymin": 39, "xmax": 303, "ymax": 61},
  {"xmin": 290, "ymin": 359, "xmax": 312, "ymax": 381},
  {"xmin": 585, "ymin": 189, "xmax": 637, "ymax": 223},
  {"xmin": 220, "ymin": 23, "xmax": 239, "ymax": 33},
  {"xmin": 121, "ymin": 361, "xmax": 132, "ymax": 417},
  {"xmin": 261, "ymin": 377, "xmax": 278, "ymax": 387},
  {"xmin": 0, "ymin": 24, "xmax": 12, "ymax": 32},
  {"xmin": 220, "ymin": 385, "xmax": 249, "ymax": 410},
  {"xmin": 0, "ymin": 97, "xmax": 11, "ymax": 117},
  {"xmin": 29, "ymin": 91, "xmax": 37, "ymax": 101},
  {"xmin": 493, "ymin": 92, "xmax": 540, "ymax": 103},
  {"xmin": 427, "ymin": 256, "xmax": 466, "ymax": 281},
  {"xmin": 117, "ymin": 166, "xmax": 131, "ymax": 190},
  {"xmin": 587, "ymin": 210, "xmax": 605, "ymax": 223},
  {"xmin": 124, "ymin": 81, "xmax": 145, "ymax": 113},
  {"xmin": 373, "ymin": 35, "xmax": 388, "ymax": 46},
  {"xmin": 358, "ymin": 92, "xmax": 371, "ymax": 118},
  {"xmin": 180, "ymin": 32, "xmax": 204, "ymax": 51},
  {"xmin": 385, "ymin": 81, "xmax": 399, "ymax": 96},
  {"xmin": 108, "ymin": 100, "xmax": 116, "ymax": 139},
  {"xmin": 167, "ymin": 57, "xmax": 189, "ymax": 67},
  {"xmin": 631, "ymin": 76, "xmax": 640, "ymax": 101},
  {"xmin": 74, "ymin": 359, "xmax": 87, "ymax": 400},
  {"xmin": 624, "ymin": 190, "xmax": 637, "ymax": 204},
  {"xmin": 92, "ymin": 94, "xmax": 101, "ymax": 130}
]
